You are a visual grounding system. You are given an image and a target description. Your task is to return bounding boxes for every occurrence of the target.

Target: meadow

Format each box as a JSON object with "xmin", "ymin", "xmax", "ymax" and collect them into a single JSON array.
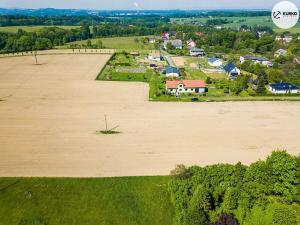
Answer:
[
  {"xmin": 97, "ymin": 52, "xmax": 155, "ymax": 82},
  {"xmin": 0, "ymin": 177, "xmax": 173, "ymax": 225},
  {"xmin": 171, "ymin": 16, "xmax": 300, "ymax": 32},
  {"xmin": 0, "ymin": 25, "xmax": 80, "ymax": 33},
  {"xmin": 66, "ymin": 36, "xmax": 157, "ymax": 50}
]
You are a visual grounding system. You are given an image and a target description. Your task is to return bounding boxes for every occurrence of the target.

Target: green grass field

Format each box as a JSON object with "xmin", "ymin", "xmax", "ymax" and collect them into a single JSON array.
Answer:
[
  {"xmin": 171, "ymin": 16, "xmax": 300, "ymax": 33},
  {"xmin": 67, "ymin": 36, "xmax": 157, "ymax": 50},
  {"xmin": 0, "ymin": 177, "xmax": 174, "ymax": 225},
  {"xmin": 0, "ymin": 26, "xmax": 80, "ymax": 33},
  {"xmin": 273, "ymin": 27, "xmax": 300, "ymax": 34},
  {"xmin": 97, "ymin": 52, "xmax": 156, "ymax": 82}
]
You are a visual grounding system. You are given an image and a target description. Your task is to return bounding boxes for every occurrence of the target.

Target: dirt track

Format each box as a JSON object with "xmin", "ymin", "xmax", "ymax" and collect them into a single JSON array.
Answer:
[{"xmin": 0, "ymin": 54, "xmax": 299, "ymax": 177}]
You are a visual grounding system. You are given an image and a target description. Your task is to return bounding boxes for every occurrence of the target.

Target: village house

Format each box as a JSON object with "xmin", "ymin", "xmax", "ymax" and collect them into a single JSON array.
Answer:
[
  {"xmin": 187, "ymin": 39, "xmax": 196, "ymax": 48},
  {"xmin": 224, "ymin": 63, "xmax": 241, "ymax": 79},
  {"xmin": 161, "ymin": 32, "xmax": 170, "ymax": 40},
  {"xmin": 208, "ymin": 57, "xmax": 223, "ymax": 67},
  {"xmin": 148, "ymin": 52, "xmax": 161, "ymax": 61},
  {"xmin": 165, "ymin": 66, "xmax": 180, "ymax": 77},
  {"xmin": 166, "ymin": 80, "xmax": 206, "ymax": 95},
  {"xmin": 240, "ymin": 27, "xmax": 251, "ymax": 32},
  {"xmin": 294, "ymin": 56, "xmax": 300, "ymax": 64},
  {"xmin": 240, "ymin": 55, "xmax": 272, "ymax": 67},
  {"xmin": 195, "ymin": 32, "xmax": 204, "ymax": 37},
  {"xmin": 190, "ymin": 47, "xmax": 205, "ymax": 57},
  {"xmin": 257, "ymin": 31, "xmax": 267, "ymax": 38},
  {"xmin": 164, "ymin": 39, "xmax": 183, "ymax": 50},
  {"xmin": 269, "ymin": 83, "xmax": 299, "ymax": 94},
  {"xmin": 283, "ymin": 35, "xmax": 293, "ymax": 43},
  {"xmin": 276, "ymin": 35, "xmax": 293, "ymax": 43},
  {"xmin": 274, "ymin": 49, "xmax": 288, "ymax": 58}
]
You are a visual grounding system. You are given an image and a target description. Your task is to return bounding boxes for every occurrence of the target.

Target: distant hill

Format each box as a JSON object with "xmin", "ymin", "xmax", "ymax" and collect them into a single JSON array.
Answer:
[
  {"xmin": 0, "ymin": 8, "xmax": 271, "ymax": 17},
  {"xmin": 0, "ymin": 8, "xmax": 93, "ymax": 16}
]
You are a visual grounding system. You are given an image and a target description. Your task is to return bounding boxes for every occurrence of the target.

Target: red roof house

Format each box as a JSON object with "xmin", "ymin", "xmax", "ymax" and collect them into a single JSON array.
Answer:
[{"xmin": 166, "ymin": 80, "xmax": 206, "ymax": 95}]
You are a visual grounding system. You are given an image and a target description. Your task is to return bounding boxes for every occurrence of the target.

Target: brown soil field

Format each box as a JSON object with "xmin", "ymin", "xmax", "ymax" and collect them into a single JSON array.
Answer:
[
  {"xmin": 0, "ymin": 54, "xmax": 300, "ymax": 177},
  {"xmin": 171, "ymin": 56, "xmax": 186, "ymax": 68}
]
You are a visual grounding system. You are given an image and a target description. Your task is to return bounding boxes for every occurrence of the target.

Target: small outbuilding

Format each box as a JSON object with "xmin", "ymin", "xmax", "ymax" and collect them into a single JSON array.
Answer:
[{"xmin": 148, "ymin": 52, "xmax": 161, "ymax": 61}]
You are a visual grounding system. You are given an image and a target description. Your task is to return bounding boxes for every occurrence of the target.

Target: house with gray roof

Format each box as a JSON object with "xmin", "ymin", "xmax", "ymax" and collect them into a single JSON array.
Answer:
[
  {"xmin": 208, "ymin": 57, "xmax": 223, "ymax": 67},
  {"xmin": 164, "ymin": 40, "xmax": 183, "ymax": 50},
  {"xmin": 190, "ymin": 47, "xmax": 205, "ymax": 57},
  {"xmin": 240, "ymin": 55, "xmax": 272, "ymax": 67},
  {"xmin": 274, "ymin": 49, "xmax": 288, "ymax": 58}
]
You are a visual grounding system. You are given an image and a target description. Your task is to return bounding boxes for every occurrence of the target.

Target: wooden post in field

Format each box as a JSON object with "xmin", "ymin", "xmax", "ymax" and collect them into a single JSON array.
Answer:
[
  {"xmin": 104, "ymin": 115, "xmax": 108, "ymax": 132},
  {"xmin": 34, "ymin": 51, "xmax": 38, "ymax": 65}
]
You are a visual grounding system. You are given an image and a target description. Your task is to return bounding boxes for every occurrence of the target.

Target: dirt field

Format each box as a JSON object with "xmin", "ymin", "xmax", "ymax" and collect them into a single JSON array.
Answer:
[
  {"xmin": 0, "ymin": 54, "xmax": 300, "ymax": 177},
  {"xmin": 171, "ymin": 56, "xmax": 186, "ymax": 68}
]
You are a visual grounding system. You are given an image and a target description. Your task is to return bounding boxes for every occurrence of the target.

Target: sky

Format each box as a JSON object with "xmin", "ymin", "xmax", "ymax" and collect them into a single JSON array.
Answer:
[{"xmin": 0, "ymin": 0, "xmax": 299, "ymax": 10}]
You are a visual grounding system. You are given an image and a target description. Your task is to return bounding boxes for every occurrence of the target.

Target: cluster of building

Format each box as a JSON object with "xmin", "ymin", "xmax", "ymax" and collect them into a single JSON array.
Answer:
[
  {"xmin": 275, "ymin": 34, "xmax": 294, "ymax": 44},
  {"xmin": 207, "ymin": 57, "xmax": 241, "ymax": 79},
  {"xmin": 162, "ymin": 33, "xmax": 206, "ymax": 58},
  {"xmin": 147, "ymin": 32, "xmax": 300, "ymax": 97}
]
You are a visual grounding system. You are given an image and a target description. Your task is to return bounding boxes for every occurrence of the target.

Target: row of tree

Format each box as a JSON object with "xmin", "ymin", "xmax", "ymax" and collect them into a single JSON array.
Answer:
[
  {"xmin": 0, "ymin": 26, "xmax": 90, "ymax": 52},
  {"xmin": 169, "ymin": 150, "xmax": 300, "ymax": 225}
]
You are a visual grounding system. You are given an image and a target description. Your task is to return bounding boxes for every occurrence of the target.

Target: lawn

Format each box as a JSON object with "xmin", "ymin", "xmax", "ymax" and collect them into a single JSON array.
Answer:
[
  {"xmin": 0, "ymin": 25, "xmax": 80, "ymax": 33},
  {"xmin": 66, "ymin": 36, "xmax": 157, "ymax": 50},
  {"xmin": 273, "ymin": 27, "xmax": 300, "ymax": 34},
  {"xmin": 0, "ymin": 177, "xmax": 174, "ymax": 225},
  {"xmin": 171, "ymin": 16, "xmax": 300, "ymax": 32},
  {"xmin": 97, "ymin": 52, "xmax": 155, "ymax": 82}
]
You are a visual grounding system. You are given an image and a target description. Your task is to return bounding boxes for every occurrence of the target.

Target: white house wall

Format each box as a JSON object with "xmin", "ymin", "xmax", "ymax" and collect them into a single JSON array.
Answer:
[
  {"xmin": 167, "ymin": 87, "xmax": 205, "ymax": 94},
  {"xmin": 166, "ymin": 73, "xmax": 180, "ymax": 77},
  {"xmin": 269, "ymin": 87, "xmax": 299, "ymax": 94}
]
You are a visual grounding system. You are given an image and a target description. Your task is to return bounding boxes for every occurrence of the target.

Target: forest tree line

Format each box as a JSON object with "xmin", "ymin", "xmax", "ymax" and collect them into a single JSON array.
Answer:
[{"xmin": 169, "ymin": 151, "xmax": 300, "ymax": 225}]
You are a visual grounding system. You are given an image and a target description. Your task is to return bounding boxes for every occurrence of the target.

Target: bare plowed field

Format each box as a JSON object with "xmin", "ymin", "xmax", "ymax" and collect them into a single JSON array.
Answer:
[{"xmin": 0, "ymin": 54, "xmax": 299, "ymax": 177}]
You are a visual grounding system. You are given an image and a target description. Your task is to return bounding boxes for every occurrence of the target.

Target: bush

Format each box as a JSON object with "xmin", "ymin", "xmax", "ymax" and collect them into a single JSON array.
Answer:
[
  {"xmin": 239, "ymin": 90, "xmax": 249, "ymax": 97},
  {"xmin": 170, "ymin": 164, "xmax": 192, "ymax": 179}
]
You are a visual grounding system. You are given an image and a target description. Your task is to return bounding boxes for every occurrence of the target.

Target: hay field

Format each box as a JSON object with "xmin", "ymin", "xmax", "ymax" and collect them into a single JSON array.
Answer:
[{"xmin": 0, "ymin": 54, "xmax": 300, "ymax": 177}]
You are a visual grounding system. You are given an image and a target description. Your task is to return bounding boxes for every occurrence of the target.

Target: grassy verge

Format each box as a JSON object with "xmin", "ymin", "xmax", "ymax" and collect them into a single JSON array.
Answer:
[
  {"xmin": 151, "ymin": 95, "xmax": 300, "ymax": 102},
  {"xmin": 0, "ymin": 177, "xmax": 174, "ymax": 225}
]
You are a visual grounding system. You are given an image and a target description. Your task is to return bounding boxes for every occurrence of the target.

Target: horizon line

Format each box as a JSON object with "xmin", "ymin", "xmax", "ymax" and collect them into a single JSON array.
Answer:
[{"xmin": 0, "ymin": 7, "xmax": 273, "ymax": 11}]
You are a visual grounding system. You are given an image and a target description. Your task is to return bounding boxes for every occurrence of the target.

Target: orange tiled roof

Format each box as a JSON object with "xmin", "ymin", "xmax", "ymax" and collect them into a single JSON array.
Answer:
[{"xmin": 166, "ymin": 80, "xmax": 206, "ymax": 89}]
